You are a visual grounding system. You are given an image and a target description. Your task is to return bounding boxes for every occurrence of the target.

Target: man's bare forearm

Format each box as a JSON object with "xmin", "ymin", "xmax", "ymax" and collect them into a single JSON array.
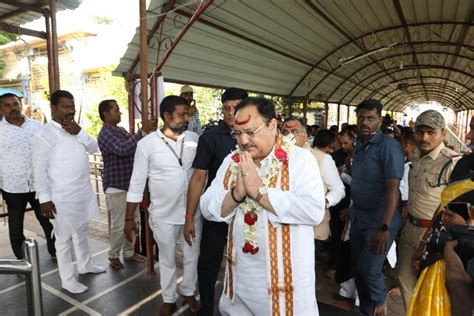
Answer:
[
  {"xmin": 221, "ymin": 191, "xmax": 240, "ymax": 217},
  {"xmin": 125, "ymin": 202, "xmax": 139, "ymax": 219},
  {"xmin": 186, "ymin": 169, "xmax": 207, "ymax": 217}
]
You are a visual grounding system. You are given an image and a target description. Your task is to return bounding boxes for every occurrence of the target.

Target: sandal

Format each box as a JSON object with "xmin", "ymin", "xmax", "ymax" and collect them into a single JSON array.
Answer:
[{"xmin": 109, "ymin": 258, "xmax": 124, "ymax": 269}]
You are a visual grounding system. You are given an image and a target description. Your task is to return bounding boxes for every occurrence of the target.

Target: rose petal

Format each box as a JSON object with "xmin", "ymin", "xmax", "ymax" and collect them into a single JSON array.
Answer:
[{"xmin": 231, "ymin": 153, "xmax": 240, "ymax": 163}]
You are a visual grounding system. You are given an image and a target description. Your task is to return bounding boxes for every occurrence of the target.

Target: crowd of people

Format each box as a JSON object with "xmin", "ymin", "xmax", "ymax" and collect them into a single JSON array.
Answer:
[{"xmin": 0, "ymin": 86, "xmax": 472, "ymax": 316}]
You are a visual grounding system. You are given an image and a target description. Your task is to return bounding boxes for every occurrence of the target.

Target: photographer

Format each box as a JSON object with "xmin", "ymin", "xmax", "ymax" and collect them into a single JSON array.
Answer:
[
  {"xmin": 406, "ymin": 152, "xmax": 474, "ymax": 316},
  {"xmin": 180, "ymin": 85, "xmax": 203, "ymax": 135}
]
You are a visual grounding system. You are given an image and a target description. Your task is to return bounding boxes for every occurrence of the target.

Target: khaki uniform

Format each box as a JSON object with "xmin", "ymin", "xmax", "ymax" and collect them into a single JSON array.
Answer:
[{"xmin": 398, "ymin": 142, "xmax": 459, "ymax": 308}]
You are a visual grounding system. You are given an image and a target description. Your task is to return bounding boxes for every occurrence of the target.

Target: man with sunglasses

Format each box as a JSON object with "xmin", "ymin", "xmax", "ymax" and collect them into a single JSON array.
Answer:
[
  {"xmin": 398, "ymin": 110, "xmax": 460, "ymax": 310},
  {"xmin": 201, "ymin": 97, "xmax": 325, "ymax": 315}
]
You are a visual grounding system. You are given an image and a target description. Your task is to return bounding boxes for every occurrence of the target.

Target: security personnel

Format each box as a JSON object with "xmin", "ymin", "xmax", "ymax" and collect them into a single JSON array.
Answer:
[
  {"xmin": 350, "ymin": 99, "xmax": 405, "ymax": 316},
  {"xmin": 397, "ymin": 109, "xmax": 460, "ymax": 309}
]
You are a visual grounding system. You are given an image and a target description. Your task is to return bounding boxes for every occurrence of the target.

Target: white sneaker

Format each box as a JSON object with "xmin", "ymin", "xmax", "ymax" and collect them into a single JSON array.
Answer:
[
  {"xmin": 62, "ymin": 280, "xmax": 88, "ymax": 294},
  {"xmin": 78, "ymin": 265, "xmax": 106, "ymax": 274}
]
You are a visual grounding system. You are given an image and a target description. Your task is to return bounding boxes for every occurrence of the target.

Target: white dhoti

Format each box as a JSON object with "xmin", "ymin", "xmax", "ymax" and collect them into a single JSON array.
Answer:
[{"xmin": 150, "ymin": 216, "xmax": 202, "ymax": 303}]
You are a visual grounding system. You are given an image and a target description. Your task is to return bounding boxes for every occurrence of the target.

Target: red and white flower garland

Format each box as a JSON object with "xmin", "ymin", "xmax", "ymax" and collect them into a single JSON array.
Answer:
[{"xmin": 229, "ymin": 135, "xmax": 292, "ymax": 255}]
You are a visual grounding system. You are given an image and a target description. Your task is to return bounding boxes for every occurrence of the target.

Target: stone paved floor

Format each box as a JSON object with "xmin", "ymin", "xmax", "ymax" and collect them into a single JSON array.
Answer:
[{"xmin": 0, "ymin": 197, "xmax": 405, "ymax": 315}]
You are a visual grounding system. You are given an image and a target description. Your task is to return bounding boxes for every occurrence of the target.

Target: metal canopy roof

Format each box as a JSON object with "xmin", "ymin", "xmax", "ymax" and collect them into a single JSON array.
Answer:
[
  {"xmin": 115, "ymin": 0, "xmax": 473, "ymax": 112},
  {"xmin": 0, "ymin": 0, "xmax": 82, "ymax": 26}
]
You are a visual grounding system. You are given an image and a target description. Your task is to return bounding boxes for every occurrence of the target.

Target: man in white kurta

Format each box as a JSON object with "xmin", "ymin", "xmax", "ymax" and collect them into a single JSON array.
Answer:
[
  {"xmin": 200, "ymin": 98, "xmax": 325, "ymax": 316},
  {"xmin": 124, "ymin": 95, "xmax": 201, "ymax": 316},
  {"xmin": 32, "ymin": 90, "xmax": 105, "ymax": 294}
]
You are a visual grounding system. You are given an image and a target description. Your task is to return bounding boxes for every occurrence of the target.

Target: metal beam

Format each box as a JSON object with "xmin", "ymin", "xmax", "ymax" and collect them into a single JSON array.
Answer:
[
  {"xmin": 126, "ymin": 0, "xmax": 176, "ymax": 76},
  {"xmin": 385, "ymin": 87, "xmax": 466, "ymax": 111},
  {"xmin": 441, "ymin": 11, "xmax": 473, "ymax": 94},
  {"xmin": 289, "ymin": 21, "xmax": 473, "ymax": 96},
  {"xmin": 382, "ymin": 84, "xmax": 471, "ymax": 110},
  {"xmin": 304, "ymin": 0, "xmax": 396, "ymax": 94},
  {"xmin": 367, "ymin": 75, "xmax": 472, "ymax": 101},
  {"xmin": 44, "ymin": 13, "xmax": 56, "ymax": 94},
  {"xmin": 176, "ymin": 8, "xmax": 313, "ymax": 67},
  {"xmin": 390, "ymin": 94, "xmax": 461, "ymax": 113},
  {"xmin": 50, "ymin": 0, "xmax": 59, "ymax": 90},
  {"xmin": 399, "ymin": 98, "xmax": 460, "ymax": 113},
  {"xmin": 150, "ymin": 1, "xmax": 214, "ymax": 77},
  {"xmin": 175, "ymin": 8, "xmax": 371, "ymax": 94},
  {"xmin": 0, "ymin": 21, "xmax": 46, "ymax": 38},
  {"xmin": 325, "ymin": 49, "xmax": 472, "ymax": 103},
  {"xmin": 393, "ymin": 0, "xmax": 428, "ymax": 100},
  {"xmin": 344, "ymin": 64, "xmax": 473, "ymax": 105},
  {"xmin": 389, "ymin": 93, "xmax": 460, "ymax": 112}
]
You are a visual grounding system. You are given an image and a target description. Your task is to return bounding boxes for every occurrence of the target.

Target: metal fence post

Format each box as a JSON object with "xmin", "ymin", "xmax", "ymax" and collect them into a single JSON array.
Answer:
[{"xmin": 23, "ymin": 239, "xmax": 43, "ymax": 316}]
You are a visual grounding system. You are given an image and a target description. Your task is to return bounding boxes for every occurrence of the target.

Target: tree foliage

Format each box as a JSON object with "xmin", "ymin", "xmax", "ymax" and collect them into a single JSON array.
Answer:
[
  {"xmin": 0, "ymin": 31, "xmax": 16, "ymax": 75},
  {"xmin": 85, "ymin": 66, "xmax": 129, "ymax": 137},
  {"xmin": 0, "ymin": 31, "xmax": 16, "ymax": 45}
]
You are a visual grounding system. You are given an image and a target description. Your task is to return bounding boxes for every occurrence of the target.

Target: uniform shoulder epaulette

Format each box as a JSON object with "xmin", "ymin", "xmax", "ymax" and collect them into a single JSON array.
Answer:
[{"xmin": 440, "ymin": 147, "xmax": 460, "ymax": 160}]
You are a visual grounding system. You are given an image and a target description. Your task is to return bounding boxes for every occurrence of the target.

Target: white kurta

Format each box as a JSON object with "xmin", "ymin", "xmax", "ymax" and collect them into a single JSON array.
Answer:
[
  {"xmin": 32, "ymin": 121, "xmax": 99, "ymax": 240},
  {"xmin": 201, "ymin": 145, "xmax": 325, "ymax": 316},
  {"xmin": 126, "ymin": 130, "xmax": 200, "ymax": 223}
]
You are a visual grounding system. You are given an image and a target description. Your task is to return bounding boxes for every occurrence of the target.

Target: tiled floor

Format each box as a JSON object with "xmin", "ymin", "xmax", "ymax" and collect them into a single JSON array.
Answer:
[{"xmin": 0, "ymin": 207, "xmax": 405, "ymax": 315}]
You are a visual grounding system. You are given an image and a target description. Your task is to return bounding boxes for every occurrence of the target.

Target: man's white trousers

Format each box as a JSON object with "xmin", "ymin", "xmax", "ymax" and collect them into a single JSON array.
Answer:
[
  {"xmin": 150, "ymin": 218, "xmax": 202, "ymax": 303},
  {"xmin": 55, "ymin": 222, "xmax": 96, "ymax": 286}
]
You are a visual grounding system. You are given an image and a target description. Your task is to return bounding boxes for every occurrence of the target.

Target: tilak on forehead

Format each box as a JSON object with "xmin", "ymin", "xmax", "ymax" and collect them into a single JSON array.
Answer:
[
  {"xmin": 235, "ymin": 114, "xmax": 251, "ymax": 125},
  {"xmin": 284, "ymin": 123, "xmax": 297, "ymax": 129}
]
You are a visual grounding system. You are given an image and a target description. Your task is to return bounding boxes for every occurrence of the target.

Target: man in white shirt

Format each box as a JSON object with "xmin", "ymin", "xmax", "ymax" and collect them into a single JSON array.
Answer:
[
  {"xmin": 124, "ymin": 95, "xmax": 201, "ymax": 316},
  {"xmin": 32, "ymin": 90, "xmax": 105, "ymax": 294},
  {"xmin": 282, "ymin": 119, "xmax": 345, "ymax": 252},
  {"xmin": 0, "ymin": 93, "xmax": 55, "ymax": 260},
  {"xmin": 200, "ymin": 98, "xmax": 325, "ymax": 315}
]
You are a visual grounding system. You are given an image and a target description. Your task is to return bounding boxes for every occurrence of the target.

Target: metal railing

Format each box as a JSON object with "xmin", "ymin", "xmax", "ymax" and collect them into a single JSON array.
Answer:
[
  {"xmin": 446, "ymin": 126, "xmax": 471, "ymax": 154},
  {"xmin": 89, "ymin": 153, "xmax": 106, "ymax": 212},
  {"xmin": 0, "ymin": 239, "xmax": 43, "ymax": 316}
]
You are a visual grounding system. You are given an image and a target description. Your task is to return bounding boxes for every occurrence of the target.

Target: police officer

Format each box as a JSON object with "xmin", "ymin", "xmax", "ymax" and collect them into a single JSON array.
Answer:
[{"xmin": 397, "ymin": 109, "xmax": 460, "ymax": 309}]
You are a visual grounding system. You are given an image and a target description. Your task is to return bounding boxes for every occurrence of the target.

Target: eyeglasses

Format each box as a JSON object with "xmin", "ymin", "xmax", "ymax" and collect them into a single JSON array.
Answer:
[
  {"xmin": 281, "ymin": 128, "xmax": 302, "ymax": 136},
  {"xmin": 231, "ymin": 123, "xmax": 266, "ymax": 139}
]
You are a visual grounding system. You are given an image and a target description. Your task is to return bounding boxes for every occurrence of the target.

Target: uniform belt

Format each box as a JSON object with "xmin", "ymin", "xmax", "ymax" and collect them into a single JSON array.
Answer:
[{"xmin": 408, "ymin": 213, "xmax": 431, "ymax": 228}]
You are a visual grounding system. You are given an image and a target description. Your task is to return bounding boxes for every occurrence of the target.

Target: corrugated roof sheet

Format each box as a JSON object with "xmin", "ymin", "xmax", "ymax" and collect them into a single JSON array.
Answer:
[
  {"xmin": 0, "ymin": 0, "xmax": 82, "ymax": 26},
  {"xmin": 115, "ymin": 0, "xmax": 473, "ymax": 111}
]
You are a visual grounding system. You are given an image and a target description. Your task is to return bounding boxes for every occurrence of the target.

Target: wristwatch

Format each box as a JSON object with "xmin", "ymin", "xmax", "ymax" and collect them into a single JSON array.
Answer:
[
  {"xmin": 379, "ymin": 224, "xmax": 389, "ymax": 231},
  {"xmin": 255, "ymin": 186, "xmax": 268, "ymax": 203}
]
